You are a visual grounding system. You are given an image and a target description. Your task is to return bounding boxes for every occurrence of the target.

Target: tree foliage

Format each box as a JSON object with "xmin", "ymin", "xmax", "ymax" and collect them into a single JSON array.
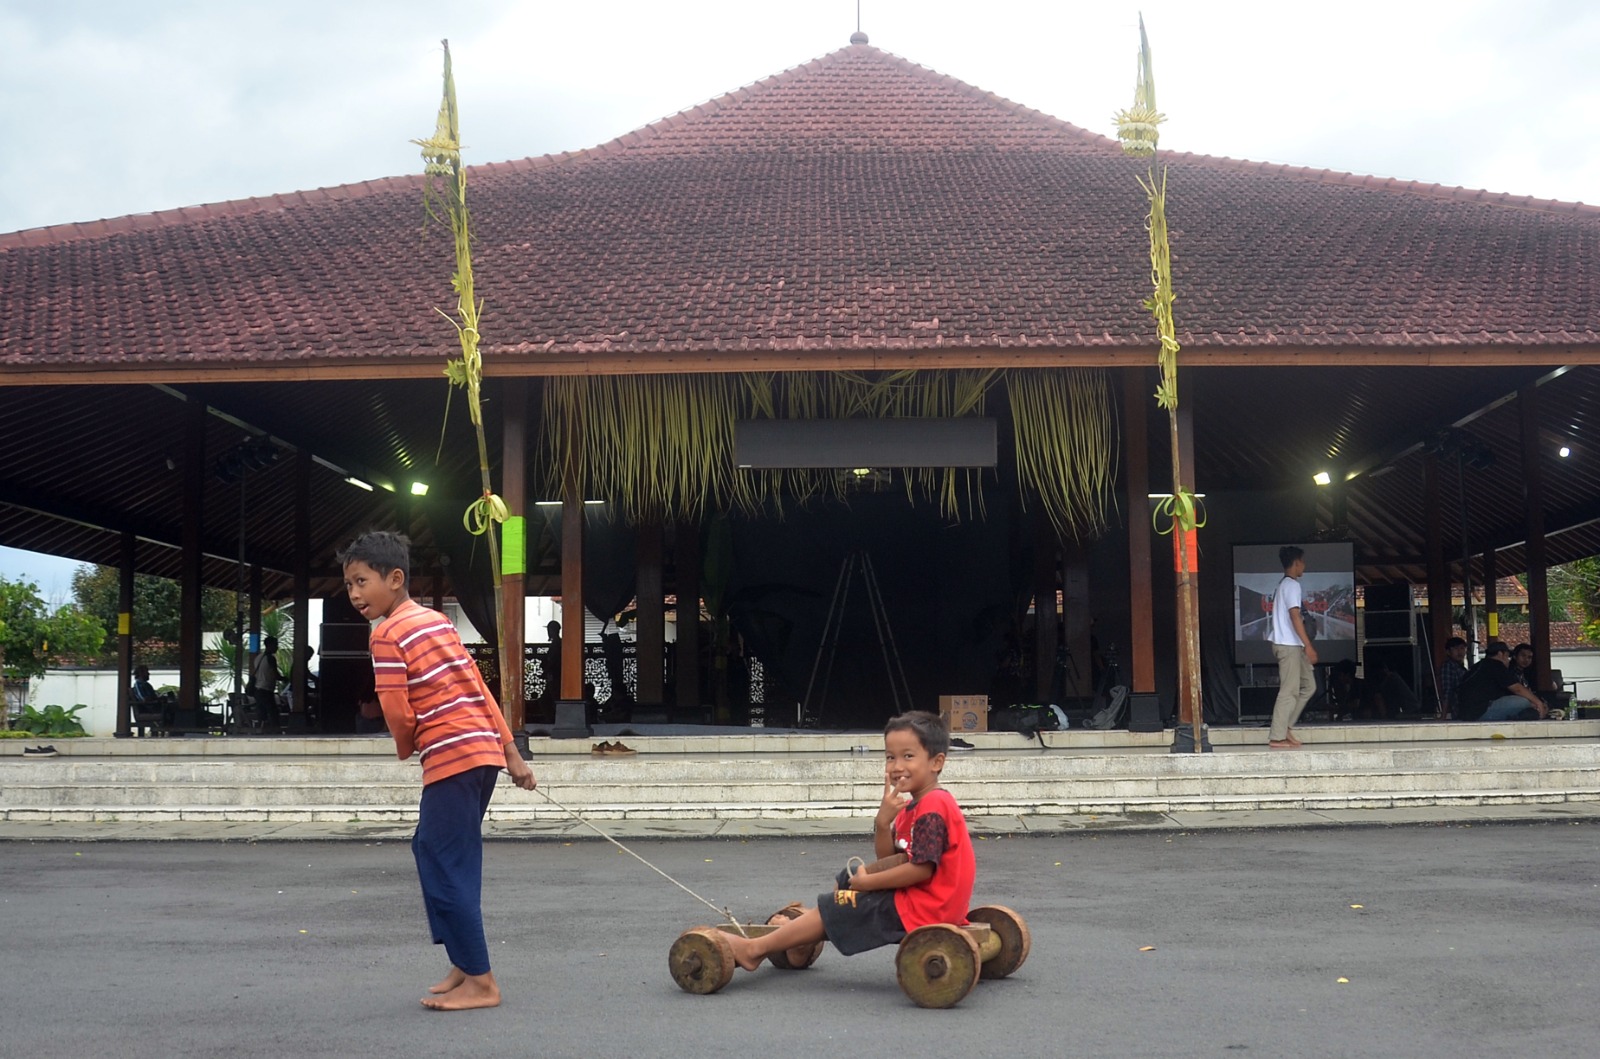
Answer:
[
  {"xmin": 0, "ymin": 575, "xmax": 107, "ymax": 718},
  {"xmin": 70, "ymin": 566, "xmax": 234, "ymax": 663}
]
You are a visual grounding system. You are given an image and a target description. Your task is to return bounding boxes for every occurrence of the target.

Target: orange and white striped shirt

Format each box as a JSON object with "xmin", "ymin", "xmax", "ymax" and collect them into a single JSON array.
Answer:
[{"xmin": 370, "ymin": 598, "xmax": 513, "ymax": 786}]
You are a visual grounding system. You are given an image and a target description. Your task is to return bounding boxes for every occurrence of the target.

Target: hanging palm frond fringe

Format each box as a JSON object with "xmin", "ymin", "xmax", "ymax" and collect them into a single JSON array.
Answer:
[{"xmin": 534, "ymin": 369, "xmax": 1118, "ymax": 538}]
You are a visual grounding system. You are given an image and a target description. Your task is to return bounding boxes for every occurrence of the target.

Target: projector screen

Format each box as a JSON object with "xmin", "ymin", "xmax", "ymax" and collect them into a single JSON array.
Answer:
[{"xmin": 1232, "ymin": 542, "xmax": 1357, "ymax": 666}]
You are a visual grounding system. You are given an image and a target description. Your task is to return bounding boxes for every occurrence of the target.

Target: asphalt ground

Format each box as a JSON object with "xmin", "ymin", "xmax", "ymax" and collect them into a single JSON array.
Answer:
[{"xmin": 2, "ymin": 820, "xmax": 1596, "ymax": 1059}]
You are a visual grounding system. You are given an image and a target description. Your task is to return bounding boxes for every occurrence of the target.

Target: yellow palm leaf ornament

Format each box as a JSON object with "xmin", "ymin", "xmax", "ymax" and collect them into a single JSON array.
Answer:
[
  {"xmin": 1115, "ymin": 18, "xmax": 1207, "ymax": 749},
  {"xmin": 415, "ymin": 40, "xmax": 513, "ymax": 712}
]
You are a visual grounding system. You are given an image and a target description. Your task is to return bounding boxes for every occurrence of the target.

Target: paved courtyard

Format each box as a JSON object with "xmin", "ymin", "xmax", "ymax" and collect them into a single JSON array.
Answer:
[{"xmin": 2, "ymin": 820, "xmax": 1594, "ymax": 1058}]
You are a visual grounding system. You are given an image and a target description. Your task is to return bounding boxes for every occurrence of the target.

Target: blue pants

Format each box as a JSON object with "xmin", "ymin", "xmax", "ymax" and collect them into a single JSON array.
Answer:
[
  {"xmin": 1480, "ymin": 695, "xmax": 1538, "ymax": 722},
  {"xmin": 413, "ymin": 765, "xmax": 499, "ymax": 976}
]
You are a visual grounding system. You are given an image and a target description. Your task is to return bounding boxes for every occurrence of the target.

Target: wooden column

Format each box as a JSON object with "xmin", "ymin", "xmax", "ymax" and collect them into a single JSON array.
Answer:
[
  {"xmin": 636, "ymin": 520, "xmax": 665, "ymax": 707},
  {"xmin": 1174, "ymin": 402, "xmax": 1201, "ymax": 726},
  {"xmin": 1122, "ymin": 369, "xmax": 1156, "ymax": 694},
  {"xmin": 1519, "ymin": 386, "xmax": 1551, "ymax": 689},
  {"xmin": 115, "ymin": 532, "xmax": 135, "ymax": 737},
  {"xmin": 1424, "ymin": 454, "xmax": 1452, "ymax": 680},
  {"xmin": 674, "ymin": 521, "xmax": 702, "ymax": 714},
  {"xmin": 1062, "ymin": 540, "xmax": 1092, "ymax": 700},
  {"xmin": 500, "ymin": 379, "xmax": 528, "ymax": 730},
  {"xmin": 552, "ymin": 420, "xmax": 588, "ymax": 738},
  {"xmin": 1032, "ymin": 513, "xmax": 1059, "ymax": 701},
  {"xmin": 178, "ymin": 397, "xmax": 206, "ymax": 715},
  {"xmin": 291, "ymin": 448, "xmax": 311, "ymax": 718},
  {"xmin": 1482, "ymin": 545, "xmax": 1498, "ymax": 650}
]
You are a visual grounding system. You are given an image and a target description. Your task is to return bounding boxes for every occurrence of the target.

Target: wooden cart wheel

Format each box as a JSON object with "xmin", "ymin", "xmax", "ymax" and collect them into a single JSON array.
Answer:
[
  {"xmin": 968, "ymin": 905, "xmax": 1031, "ymax": 980},
  {"xmin": 895, "ymin": 923, "xmax": 982, "ymax": 1009},
  {"xmin": 668, "ymin": 927, "xmax": 737, "ymax": 995},
  {"xmin": 764, "ymin": 903, "xmax": 824, "ymax": 970}
]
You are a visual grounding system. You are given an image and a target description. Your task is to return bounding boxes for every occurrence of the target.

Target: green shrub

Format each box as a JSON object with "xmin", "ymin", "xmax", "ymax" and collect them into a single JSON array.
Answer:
[{"xmin": 16, "ymin": 703, "xmax": 89, "ymax": 738}]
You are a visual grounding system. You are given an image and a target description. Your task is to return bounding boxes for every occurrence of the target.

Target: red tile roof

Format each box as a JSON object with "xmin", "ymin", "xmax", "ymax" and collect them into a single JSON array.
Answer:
[{"xmin": 4, "ymin": 43, "xmax": 1599, "ymax": 370}]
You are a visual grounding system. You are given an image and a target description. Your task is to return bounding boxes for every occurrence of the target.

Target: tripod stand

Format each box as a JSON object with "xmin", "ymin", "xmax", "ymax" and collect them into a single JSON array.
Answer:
[{"xmin": 802, "ymin": 551, "xmax": 913, "ymax": 726}]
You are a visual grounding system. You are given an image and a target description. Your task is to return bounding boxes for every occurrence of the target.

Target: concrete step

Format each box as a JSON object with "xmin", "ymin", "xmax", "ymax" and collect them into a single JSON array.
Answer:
[{"xmin": 4, "ymin": 731, "xmax": 1598, "ymax": 823}]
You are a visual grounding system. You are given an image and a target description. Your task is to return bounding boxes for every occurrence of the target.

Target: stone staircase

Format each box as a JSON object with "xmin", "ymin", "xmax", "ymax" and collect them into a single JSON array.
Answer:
[{"xmin": 3, "ymin": 721, "xmax": 1598, "ymax": 828}]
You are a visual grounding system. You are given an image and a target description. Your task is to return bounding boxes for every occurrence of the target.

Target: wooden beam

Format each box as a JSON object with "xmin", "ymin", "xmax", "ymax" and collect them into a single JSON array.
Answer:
[
  {"xmin": 553, "ymin": 416, "xmax": 588, "ymax": 737},
  {"xmin": 501, "ymin": 379, "xmax": 528, "ymax": 730},
  {"xmin": 674, "ymin": 521, "xmax": 702, "ymax": 714},
  {"xmin": 1519, "ymin": 385, "xmax": 1552, "ymax": 690},
  {"xmin": 2, "ymin": 345, "xmax": 1597, "ymax": 387},
  {"xmin": 1122, "ymin": 369, "xmax": 1156, "ymax": 694},
  {"xmin": 116, "ymin": 532, "xmax": 135, "ymax": 738},
  {"xmin": 1423, "ymin": 455, "xmax": 1451, "ymax": 687},
  {"xmin": 178, "ymin": 397, "xmax": 206, "ymax": 715},
  {"xmin": 636, "ymin": 520, "xmax": 665, "ymax": 707}
]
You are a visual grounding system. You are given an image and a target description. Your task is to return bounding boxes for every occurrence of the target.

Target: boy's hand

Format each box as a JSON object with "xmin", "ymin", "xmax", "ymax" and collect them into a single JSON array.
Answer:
[
  {"xmin": 877, "ymin": 776, "xmax": 911, "ymax": 821},
  {"xmin": 504, "ymin": 749, "xmax": 537, "ymax": 791}
]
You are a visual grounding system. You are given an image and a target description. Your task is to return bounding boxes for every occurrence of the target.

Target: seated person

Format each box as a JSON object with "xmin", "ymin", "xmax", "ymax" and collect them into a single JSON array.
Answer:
[
  {"xmin": 1457, "ymin": 641, "xmax": 1548, "ymax": 722},
  {"xmin": 1436, "ymin": 636, "xmax": 1469, "ymax": 719},
  {"xmin": 1326, "ymin": 658, "xmax": 1361, "ymax": 719},
  {"xmin": 131, "ymin": 665, "xmax": 175, "ymax": 728},
  {"xmin": 1367, "ymin": 660, "xmax": 1419, "ymax": 718}
]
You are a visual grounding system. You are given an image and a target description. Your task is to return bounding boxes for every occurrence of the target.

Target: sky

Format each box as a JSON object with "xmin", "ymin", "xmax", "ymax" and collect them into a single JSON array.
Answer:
[{"xmin": 2, "ymin": 0, "xmax": 1597, "ymax": 591}]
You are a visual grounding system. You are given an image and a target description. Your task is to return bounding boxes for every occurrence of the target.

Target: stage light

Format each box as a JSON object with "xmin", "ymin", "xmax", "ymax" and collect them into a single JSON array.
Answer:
[
  {"xmin": 1559, "ymin": 445, "xmax": 1571, "ymax": 458},
  {"xmin": 1313, "ymin": 471, "xmax": 1332, "ymax": 486},
  {"xmin": 345, "ymin": 476, "xmax": 374, "ymax": 492},
  {"xmin": 410, "ymin": 481, "xmax": 429, "ymax": 496}
]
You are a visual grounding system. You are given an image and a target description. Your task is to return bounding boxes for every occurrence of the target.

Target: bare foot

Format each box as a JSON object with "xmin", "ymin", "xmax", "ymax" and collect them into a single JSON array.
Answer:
[
  {"xmin": 724, "ymin": 932, "xmax": 767, "ymax": 973},
  {"xmin": 1267, "ymin": 739, "xmax": 1301, "ymax": 750},
  {"xmin": 421, "ymin": 971, "xmax": 501, "ymax": 1011},
  {"xmin": 429, "ymin": 966, "xmax": 466, "ymax": 994},
  {"xmin": 1285, "ymin": 730, "xmax": 1303, "ymax": 747}
]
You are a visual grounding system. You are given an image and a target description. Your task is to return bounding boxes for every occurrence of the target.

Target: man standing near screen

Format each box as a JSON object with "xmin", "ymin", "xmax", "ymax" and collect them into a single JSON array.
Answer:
[{"xmin": 1268, "ymin": 545, "xmax": 1318, "ymax": 749}]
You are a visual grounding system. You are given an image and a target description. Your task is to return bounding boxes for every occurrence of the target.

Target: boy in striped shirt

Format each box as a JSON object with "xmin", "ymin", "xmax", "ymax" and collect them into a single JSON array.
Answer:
[{"xmin": 338, "ymin": 531, "xmax": 536, "ymax": 1011}]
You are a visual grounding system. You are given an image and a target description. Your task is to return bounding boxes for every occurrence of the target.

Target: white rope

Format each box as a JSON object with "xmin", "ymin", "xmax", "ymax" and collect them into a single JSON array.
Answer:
[{"xmin": 528, "ymin": 784, "xmax": 749, "ymax": 936}]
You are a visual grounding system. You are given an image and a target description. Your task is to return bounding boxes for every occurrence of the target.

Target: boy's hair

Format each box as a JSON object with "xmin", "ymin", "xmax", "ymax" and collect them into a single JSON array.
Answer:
[
  {"xmin": 336, "ymin": 531, "xmax": 411, "ymax": 583},
  {"xmin": 884, "ymin": 710, "xmax": 949, "ymax": 757},
  {"xmin": 1445, "ymin": 636, "xmax": 1468, "ymax": 650},
  {"xmin": 1278, "ymin": 545, "xmax": 1304, "ymax": 570}
]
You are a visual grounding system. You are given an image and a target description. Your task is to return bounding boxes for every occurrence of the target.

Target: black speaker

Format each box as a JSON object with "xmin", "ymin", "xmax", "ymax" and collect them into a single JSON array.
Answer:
[
  {"xmin": 1364, "ymin": 583, "xmax": 1411, "ymax": 611},
  {"xmin": 1128, "ymin": 693, "xmax": 1164, "ymax": 732},
  {"xmin": 1363, "ymin": 611, "xmax": 1415, "ymax": 641},
  {"xmin": 1238, "ymin": 685, "xmax": 1279, "ymax": 722},
  {"xmin": 318, "ymin": 656, "xmax": 372, "ymax": 734}
]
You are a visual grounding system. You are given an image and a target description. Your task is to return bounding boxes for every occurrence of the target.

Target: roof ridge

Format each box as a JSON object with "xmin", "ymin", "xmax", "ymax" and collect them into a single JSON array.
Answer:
[
  {"xmin": 0, "ymin": 173, "xmax": 428, "ymax": 251},
  {"xmin": 1156, "ymin": 148, "xmax": 1600, "ymax": 216},
  {"xmin": 490, "ymin": 43, "xmax": 1121, "ymax": 167}
]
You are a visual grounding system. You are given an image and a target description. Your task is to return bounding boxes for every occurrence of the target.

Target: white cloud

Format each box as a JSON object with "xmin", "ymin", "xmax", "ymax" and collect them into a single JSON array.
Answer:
[{"xmin": 2, "ymin": 0, "xmax": 1596, "ymax": 234}]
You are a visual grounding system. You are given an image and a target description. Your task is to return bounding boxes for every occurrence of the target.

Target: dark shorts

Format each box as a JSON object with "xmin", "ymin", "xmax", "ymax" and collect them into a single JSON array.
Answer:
[{"xmin": 816, "ymin": 865, "xmax": 906, "ymax": 956}]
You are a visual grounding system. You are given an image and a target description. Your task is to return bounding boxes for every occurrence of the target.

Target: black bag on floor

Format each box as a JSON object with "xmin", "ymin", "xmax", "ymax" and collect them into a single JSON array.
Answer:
[{"xmin": 991, "ymin": 704, "xmax": 1063, "ymax": 738}]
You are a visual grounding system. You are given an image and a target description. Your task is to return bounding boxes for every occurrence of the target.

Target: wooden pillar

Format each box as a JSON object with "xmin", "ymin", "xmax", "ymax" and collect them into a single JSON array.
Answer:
[
  {"xmin": 178, "ymin": 397, "xmax": 206, "ymax": 715},
  {"xmin": 636, "ymin": 520, "xmax": 665, "ymax": 706},
  {"xmin": 553, "ymin": 421, "xmax": 588, "ymax": 737},
  {"xmin": 116, "ymin": 532, "xmax": 135, "ymax": 737},
  {"xmin": 1519, "ymin": 386, "xmax": 1551, "ymax": 689},
  {"xmin": 1062, "ymin": 541, "xmax": 1092, "ymax": 700},
  {"xmin": 1423, "ymin": 454, "xmax": 1452, "ymax": 679},
  {"xmin": 1032, "ymin": 513, "xmax": 1059, "ymax": 701},
  {"xmin": 500, "ymin": 379, "xmax": 528, "ymax": 730},
  {"xmin": 674, "ymin": 521, "xmax": 702, "ymax": 713},
  {"xmin": 1174, "ymin": 402, "xmax": 1201, "ymax": 725},
  {"xmin": 1482, "ymin": 545, "xmax": 1498, "ymax": 648},
  {"xmin": 291, "ymin": 448, "xmax": 311, "ymax": 718},
  {"xmin": 1122, "ymin": 370, "xmax": 1156, "ymax": 694}
]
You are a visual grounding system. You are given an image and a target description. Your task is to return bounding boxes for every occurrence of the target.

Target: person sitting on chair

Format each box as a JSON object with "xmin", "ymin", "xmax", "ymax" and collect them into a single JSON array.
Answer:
[
  {"xmin": 131, "ymin": 665, "xmax": 174, "ymax": 730},
  {"xmin": 1457, "ymin": 641, "xmax": 1548, "ymax": 722}
]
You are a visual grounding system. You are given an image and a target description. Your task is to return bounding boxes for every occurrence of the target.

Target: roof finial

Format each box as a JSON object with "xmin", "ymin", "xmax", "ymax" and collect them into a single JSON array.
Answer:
[{"xmin": 850, "ymin": 0, "xmax": 868, "ymax": 44}]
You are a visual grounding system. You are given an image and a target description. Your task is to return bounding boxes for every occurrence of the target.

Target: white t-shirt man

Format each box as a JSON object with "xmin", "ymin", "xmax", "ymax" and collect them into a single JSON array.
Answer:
[{"xmin": 1270, "ymin": 576, "xmax": 1304, "ymax": 646}]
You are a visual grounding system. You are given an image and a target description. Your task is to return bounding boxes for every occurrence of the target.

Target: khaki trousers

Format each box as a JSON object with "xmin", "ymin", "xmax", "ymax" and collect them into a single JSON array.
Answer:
[{"xmin": 1270, "ymin": 643, "xmax": 1316, "ymax": 741}]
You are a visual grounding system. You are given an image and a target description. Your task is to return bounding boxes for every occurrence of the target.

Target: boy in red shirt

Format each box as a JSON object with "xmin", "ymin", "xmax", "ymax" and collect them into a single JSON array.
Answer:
[
  {"xmin": 337, "ymin": 531, "xmax": 536, "ymax": 1011},
  {"xmin": 724, "ymin": 710, "xmax": 976, "ymax": 970}
]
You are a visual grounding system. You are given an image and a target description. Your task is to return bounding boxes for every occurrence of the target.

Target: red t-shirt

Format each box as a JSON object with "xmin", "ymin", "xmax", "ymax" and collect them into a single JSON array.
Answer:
[{"xmin": 890, "ymin": 787, "xmax": 976, "ymax": 929}]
